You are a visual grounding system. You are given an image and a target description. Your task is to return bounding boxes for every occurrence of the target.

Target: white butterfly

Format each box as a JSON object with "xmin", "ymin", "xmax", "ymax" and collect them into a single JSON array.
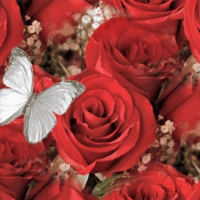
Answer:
[{"xmin": 0, "ymin": 47, "xmax": 85, "ymax": 143}]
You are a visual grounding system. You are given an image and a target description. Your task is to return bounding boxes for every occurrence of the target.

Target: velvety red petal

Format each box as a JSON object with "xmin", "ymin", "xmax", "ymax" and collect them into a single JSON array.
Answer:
[{"xmin": 0, "ymin": 0, "xmax": 23, "ymax": 66}]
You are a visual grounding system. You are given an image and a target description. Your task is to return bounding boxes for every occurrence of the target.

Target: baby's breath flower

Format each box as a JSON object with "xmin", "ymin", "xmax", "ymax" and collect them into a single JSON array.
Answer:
[
  {"xmin": 27, "ymin": 37, "xmax": 34, "ymax": 46},
  {"xmin": 142, "ymin": 153, "xmax": 151, "ymax": 164},
  {"xmin": 92, "ymin": 22, "xmax": 100, "ymax": 29},
  {"xmin": 33, "ymin": 48, "xmax": 40, "ymax": 55},
  {"xmin": 32, "ymin": 34, "xmax": 39, "ymax": 40},
  {"xmin": 81, "ymin": 15, "xmax": 91, "ymax": 24},
  {"xmin": 160, "ymin": 125, "xmax": 169, "ymax": 133},
  {"xmin": 165, "ymin": 120, "xmax": 175, "ymax": 134},
  {"xmin": 35, "ymin": 40, "xmax": 42, "ymax": 49},
  {"xmin": 165, "ymin": 134, "xmax": 172, "ymax": 140},
  {"xmin": 69, "ymin": 43, "xmax": 80, "ymax": 51},
  {"xmin": 27, "ymin": 25, "xmax": 35, "ymax": 34},
  {"xmin": 167, "ymin": 148, "xmax": 173, "ymax": 154},
  {"xmin": 32, "ymin": 20, "xmax": 42, "ymax": 34},
  {"xmin": 160, "ymin": 137, "xmax": 167, "ymax": 145},
  {"xmin": 168, "ymin": 140, "xmax": 175, "ymax": 148},
  {"xmin": 158, "ymin": 114, "xmax": 164, "ymax": 121},
  {"xmin": 62, "ymin": 43, "xmax": 70, "ymax": 51},
  {"xmin": 25, "ymin": 15, "xmax": 31, "ymax": 21},
  {"xmin": 192, "ymin": 63, "xmax": 200, "ymax": 72},
  {"xmin": 68, "ymin": 65, "xmax": 82, "ymax": 75},
  {"xmin": 137, "ymin": 164, "xmax": 147, "ymax": 173}
]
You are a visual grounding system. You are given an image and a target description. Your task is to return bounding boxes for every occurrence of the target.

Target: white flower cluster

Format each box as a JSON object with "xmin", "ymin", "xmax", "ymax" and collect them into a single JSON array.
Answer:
[
  {"xmin": 19, "ymin": 17, "xmax": 43, "ymax": 64},
  {"xmin": 137, "ymin": 153, "xmax": 152, "ymax": 172},
  {"xmin": 58, "ymin": 1, "xmax": 118, "ymax": 57},
  {"xmin": 156, "ymin": 119, "xmax": 176, "ymax": 164},
  {"xmin": 137, "ymin": 117, "xmax": 176, "ymax": 172}
]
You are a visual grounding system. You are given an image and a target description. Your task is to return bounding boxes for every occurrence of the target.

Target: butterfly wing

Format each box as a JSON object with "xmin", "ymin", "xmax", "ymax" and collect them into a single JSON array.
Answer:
[
  {"xmin": 24, "ymin": 81, "xmax": 85, "ymax": 143},
  {"xmin": 0, "ymin": 47, "xmax": 33, "ymax": 125},
  {"xmin": 0, "ymin": 89, "xmax": 28, "ymax": 125},
  {"xmin": 3, "ymin": 47, "xmax": 33, "ymax": 97}
]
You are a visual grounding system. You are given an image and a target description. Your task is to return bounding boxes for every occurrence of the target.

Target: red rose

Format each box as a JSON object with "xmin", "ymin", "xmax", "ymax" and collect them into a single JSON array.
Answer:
[
  {"xmin": 52, "ymin": 69, "xmax": 157, "ymax": 175},
  {"xmin": 29, "ymin": 177, "xmax": 97, "ymax": 200},
  {"xmin": 160, "ymin": 57, "xmax": 200, "ymax": 144},
  {"xmin": 184, "ymin": 0, "xmax": 200, "ymax": 62},
  {"xmin": 27, "ymin": 0, "xmax": 89, "ymax": 43},
  {"xmin": 0, "ymin": 124, "xmax": 46, "ymax": 200},
  {"xmin": 0, "ymin": 0, "xmax": 23, "ymax": 67},
  {"xmin": 85, "ymin": 17, "xmax": 180, "ymax": 100},
  {"xmin": 26, "ymin": 156, "xmax": 97, "ymax": 200},
  {"xmin": 102, "ymin": 0, "xmax": 185, "ymax": 47},
  {"xmin": 102, "ymin": 162, "xmax": 195, "ymax": 200},
  {"xmin": 0, "ymin": 186, "xmax": 15, "ymax": 200},
  {"xmin": 102, "ymin": 0, "xmax": 185, "ymax": 20},
  {"xmin": 188, "ymin": 182, "xmax": 200, "ymax": 200},
  {"xmin": 161, "ymin": 78, "xmax": 200, "ymax": 143}
]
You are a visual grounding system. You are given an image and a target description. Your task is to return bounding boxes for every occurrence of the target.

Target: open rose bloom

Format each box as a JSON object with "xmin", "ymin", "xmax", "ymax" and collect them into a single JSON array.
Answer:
[{"xmin": 0, "ymin": 0, "xmax": 200, "ymax": 199}]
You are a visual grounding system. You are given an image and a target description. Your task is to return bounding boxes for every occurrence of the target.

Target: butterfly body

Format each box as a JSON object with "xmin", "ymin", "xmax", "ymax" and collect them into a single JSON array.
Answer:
[
  {"xmin": 23, "ymin": 93, "xmax": 36, "ymax": 114},
  {"xmin": 0, "ymin": 47, "xmax": 85, "ymax": 143}
]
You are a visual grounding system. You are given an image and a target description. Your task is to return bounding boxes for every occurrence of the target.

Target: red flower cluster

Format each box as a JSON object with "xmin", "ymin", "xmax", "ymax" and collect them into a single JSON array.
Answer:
[
  {"xmin": 0, "ymin": 0, "xmax": 200, "ymax": 199},
  {"xmin": 52, "ymin": 69, "xmax": 157, "ymax": 175}
]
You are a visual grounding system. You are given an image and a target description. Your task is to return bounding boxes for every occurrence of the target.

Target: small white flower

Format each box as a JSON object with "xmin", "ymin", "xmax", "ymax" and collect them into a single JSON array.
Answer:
[
  {"xmin": 81, "ymin": 15, "xmax": 91, "ymax": 24},
  {"xmin": 160, "ymin": 137, "xmax": 167, "ymax": 146},
  {"xmin": 94, "ymin": 7, "xmax": 102, "ymax": 15},
  {"xmin": 142, "ymin": 153, "xmax": 151, "ymax": 164},
  {"xmin": 158, "ymin": 114, "xmax": 164, "ymax": 121},
  {"xmin": 165, "ymin": 134, "xmax": 172, "ymax": 140},
  {"xmin": 77, "ymin": 30, "xmax": 87, "ymax": 40},
  {"xmin": 168, "ymin": 140, "xmax": 175, "ymax": 148},
  {"xmin": 192, "ymin": 63, "xmax": 200, "ymax": 72},
  {"xmin": 68, "ymin": 65, "xmax": 82, "ymax": 75},
  {"xmin": 35, "ymin": 40, "xmax": 42, "ymax": 49},
  {"xmin": 86, "ymin": 7, "xmax": 96, "ymax": 16},
  {"xmin": 27, "ymin": 37, "xmax": 34, "ymax": 46},
  {"xmin": 25, "ymin": 15, "xmax": 31, "ymax": 21},
  {"xmin": 32, "ymin": 20, "xmax": 42, "ymax": 34},
  {"xmin": 62, "ymin": 43, "xmax": 70, "ymax": 51},
  {"xmin": 77, "ymin": 24, "xmax": 84, "ymax": 30},
  {"xmin": 69, "ymin": 43, "xmax": 80, "ymax": 51},
  {"xmin": 59, "ymin": 163, "xmax": 70, "ymax": 173},
  {"xmin": 32, "ymin": 34, "xmax": 39, "ymax": 40},
  {"xmin": 93, "ymin": 15, "xmax": 104, "ymax": 22},
  {"xmin": 137, "ymin": 164, "xmax": 147, "ymax": 172},
  {"xmin": 160, "ymin": 125, "xmax": 169, "ymax": 133},
  {"xmin": 92, "ymin": 22, "xmax": 100, "ymax": 29},
  {"xmin": 66, "ymin": 38, "xmax": 74, "ymax": 44},
  {"xmin": 33, "ymin": 48, "xmax": 40, "ymax": 55},
  {"xmin": 165, "ymin": 120, "xmax": 175, "ymax": 134},
  {"xmin": 27, "ymin": 25, "xmax": 35, "ymax": 34},
  {"xmin": 167, "ymin": 148, "xmax": 173, "ymax": 154}
]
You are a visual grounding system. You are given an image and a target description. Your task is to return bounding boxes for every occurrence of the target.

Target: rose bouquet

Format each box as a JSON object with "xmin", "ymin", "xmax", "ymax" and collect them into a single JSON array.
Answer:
[{"xmin": 0, "ymin": 0, "xmax": 200, "ymax": 199}]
